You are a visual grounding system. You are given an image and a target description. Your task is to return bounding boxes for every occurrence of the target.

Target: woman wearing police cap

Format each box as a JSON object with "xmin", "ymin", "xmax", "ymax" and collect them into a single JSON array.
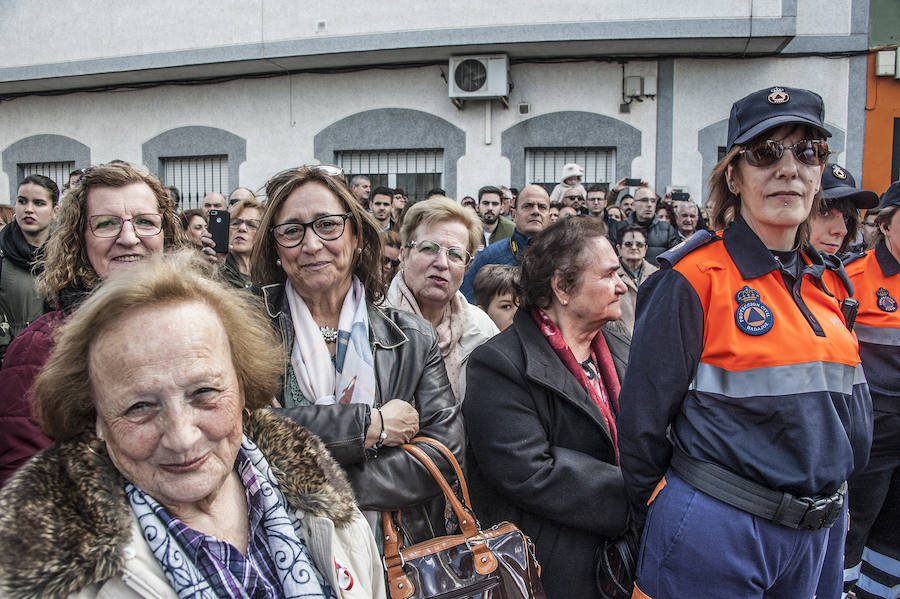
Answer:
[
  {"xmin": 841, "ymin": 180, "xmax": 900, "ymax": 599},
  {"xmin": 618, "ymin": 86, "xmax": 872, "ymax": 598},
  {"xmin": 808, "ymin": 163, "xmax": 878, "ymax": 258}
]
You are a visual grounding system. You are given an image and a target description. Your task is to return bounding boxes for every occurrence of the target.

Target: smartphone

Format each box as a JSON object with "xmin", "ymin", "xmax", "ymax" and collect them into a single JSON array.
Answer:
[
  {"xmin": 207, "ymin": 209, "xmax": 231, "ymax": 253},
  {"xmin": 672, "ymin": 192, "xmax": 690, "ymax": 202},
  {"xmin": 624, "ymin": 178, "xmax": 642, "ymax": 187}
]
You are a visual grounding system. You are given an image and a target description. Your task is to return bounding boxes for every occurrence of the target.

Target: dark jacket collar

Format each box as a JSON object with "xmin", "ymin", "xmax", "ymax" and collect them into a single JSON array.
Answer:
[
  {"xmin": 0, "ymin": 409, "xmax": 356, "ymax": 598},
  {"xmin": 722, "ymin": 214, "xmax": 827, "ymax": 282},
  {"xmin": 875, "ymin": 240, "xmax": 900, "ymax": 277},
  {"xmin": 511, "ymin": 309, "xmax": 626, "ymax": 439},
  {"xmin": 0, "ymin": 220, "xmax": 39, "ymax": 270}
]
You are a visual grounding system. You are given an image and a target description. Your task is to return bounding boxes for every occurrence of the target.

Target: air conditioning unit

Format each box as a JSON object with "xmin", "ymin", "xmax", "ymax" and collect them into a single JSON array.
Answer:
[{"xmin": 448, "ymin": 54, "xmax": 509, "ymax": 99}]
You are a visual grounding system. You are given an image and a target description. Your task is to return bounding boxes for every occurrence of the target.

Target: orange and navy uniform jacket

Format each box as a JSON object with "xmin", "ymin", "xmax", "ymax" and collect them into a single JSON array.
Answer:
[
  {"xmin": 844, "ymin": 241, "xmax": 900, "ymax": 410},
  {"xmin": 618, "ymin": 215, "xmax": 873, "ymax": 523}
]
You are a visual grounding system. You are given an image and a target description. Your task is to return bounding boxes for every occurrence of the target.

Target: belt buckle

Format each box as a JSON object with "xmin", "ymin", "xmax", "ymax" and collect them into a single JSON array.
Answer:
[{"xmin": 796, "ymin": 491, "xmax": 843, "ymax": 530}]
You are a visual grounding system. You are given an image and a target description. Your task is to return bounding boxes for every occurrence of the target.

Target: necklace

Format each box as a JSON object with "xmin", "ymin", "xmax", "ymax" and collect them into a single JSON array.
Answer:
[{"xmin": 319, "ymin": 325, "xmax": 338, "ymax": 344}]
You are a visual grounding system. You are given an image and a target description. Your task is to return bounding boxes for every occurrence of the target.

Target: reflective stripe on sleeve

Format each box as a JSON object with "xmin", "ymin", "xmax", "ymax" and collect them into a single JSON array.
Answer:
[
  {"xmin": 691, "ymin": 361, "xmax": 866, "ymax": 398},
  {"xmin": 854, "ymin": 324, "xmax": 900, "ymax": 347}
]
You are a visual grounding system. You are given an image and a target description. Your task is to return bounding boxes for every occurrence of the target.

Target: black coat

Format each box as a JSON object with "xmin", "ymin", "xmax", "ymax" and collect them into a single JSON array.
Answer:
[{"xmin": 463, "ymin": 310, "xmax": 630, "ymax": 599}]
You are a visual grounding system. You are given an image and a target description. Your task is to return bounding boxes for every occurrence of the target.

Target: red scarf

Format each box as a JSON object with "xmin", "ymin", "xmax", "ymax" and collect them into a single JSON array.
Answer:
[{"xmin": 530, "ymin": 308, "xmax": 620, "ymax": 462}]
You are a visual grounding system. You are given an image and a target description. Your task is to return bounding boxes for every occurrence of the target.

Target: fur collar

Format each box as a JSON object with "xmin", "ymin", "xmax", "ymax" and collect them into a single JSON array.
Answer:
[{"xmin": 0, "ymin": 409, "xmax": 356, "ymax": 598}]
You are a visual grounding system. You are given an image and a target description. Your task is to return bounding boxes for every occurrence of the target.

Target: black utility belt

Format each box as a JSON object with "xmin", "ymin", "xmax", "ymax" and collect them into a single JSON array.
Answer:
[{"xmin": 671, "ymin": 449, "xmax": 846, "ymax": 531}]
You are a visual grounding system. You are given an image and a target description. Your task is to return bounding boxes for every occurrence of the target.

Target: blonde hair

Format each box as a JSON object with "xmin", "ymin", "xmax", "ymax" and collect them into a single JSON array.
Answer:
[
  {"xmin": 251, "ymin": 167, "xmax": 384, "ymax": 303},
  {"xmin": 34, "ymin": 250, "xmax": 283, "ymax": 440},
  {"xmin": 36, "ymin": 163, "xmax": 187, "ymax": 305},
  {"xmin": 399, "ymin": 196, "xmax": 483, "ymax": 256},
  {"xmin": 229, "ymin": 197, "xmax": 264, "ymax": 219}
]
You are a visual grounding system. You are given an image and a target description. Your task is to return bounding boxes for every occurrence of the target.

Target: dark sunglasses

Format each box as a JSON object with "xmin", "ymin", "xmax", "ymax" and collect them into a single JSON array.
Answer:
[
  {"xmin": 740, "ymin": 139, "xmax": 830, "ymax": 168},
  {"xmin": 564, "ymin": 195, "xmax": 584, "ymax": 201},
  {"xmin": 622, "ymin": 240, "xmax": 647, "ymax": 248},
  {"xmin": 382, "ymin": 256, "xmax": 401, "ymax": 268}
]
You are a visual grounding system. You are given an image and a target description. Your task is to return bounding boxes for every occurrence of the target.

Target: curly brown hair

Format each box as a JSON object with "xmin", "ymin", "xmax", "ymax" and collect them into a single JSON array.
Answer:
[
  {"xmin": 251, "ymin": 166, "xmax": 385, "ymax": 303},
  {"xmin": 34, "ymin": 250, "xmax": 283, "ymax": 441},
  {"xmin": 36, "ymin": 163, "xmax": 187, "ymax": 305}
]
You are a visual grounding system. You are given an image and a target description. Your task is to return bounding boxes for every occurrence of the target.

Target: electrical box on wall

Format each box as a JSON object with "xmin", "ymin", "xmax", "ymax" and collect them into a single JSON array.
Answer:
[
  {"xmin": 448, "ymin": 55, "xmax": 509, "ymax": 99},
  {"xmin": 875, "ymin": 50, "xmax": 896, "ymax": 77}
]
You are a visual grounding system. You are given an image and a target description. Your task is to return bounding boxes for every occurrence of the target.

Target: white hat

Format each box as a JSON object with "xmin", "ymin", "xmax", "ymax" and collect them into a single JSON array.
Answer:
[{"xmin": 560, "ymin": 163, "xmax": 584, "ymax": 181}]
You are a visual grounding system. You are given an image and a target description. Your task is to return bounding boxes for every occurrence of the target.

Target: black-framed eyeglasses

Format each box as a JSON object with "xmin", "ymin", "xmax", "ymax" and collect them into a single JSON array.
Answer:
[
  {"xmin": 407, "ymin": 240, "xmax": 471, "ymax": 266},
  {"xmin": 622, "ymin": 240, "xmax": 647, "ymax": 248},
  {"xmin": 271, "ymin": 213, "xmax": 351, "ymax": 248},
  {"xmin": 87, "ymin": 213, "xmax": 163, "ymax": 238},
  {"xmin": 382, "ymin": 256, "xmax": 401, "ymax": 268},
  {"xmin": 230, "ymin": 218, "xmax": 260, "ymax": 230},
  {"xmin": 740, "ymin": 139, "xmax": 830, "ymax": 168}
]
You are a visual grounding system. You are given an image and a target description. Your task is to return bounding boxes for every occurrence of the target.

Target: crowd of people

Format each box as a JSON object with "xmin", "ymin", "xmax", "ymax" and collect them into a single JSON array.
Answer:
[{"xmin": 0, "ymin": 85, "xmax": 896, "ymax": 599}]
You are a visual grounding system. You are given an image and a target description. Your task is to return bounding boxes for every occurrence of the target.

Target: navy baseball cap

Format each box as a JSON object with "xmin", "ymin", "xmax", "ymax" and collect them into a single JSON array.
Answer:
[
  {"xmin": 821, "ymin": 164, "xmax": 878, "ymax": 209},
  {"xmin": 879, "ymin": 180, "xmax": 900, "ymax": 209},
  {"xmin": 727, "ymin": 86, "xmax": 832, "ymax": 151}
]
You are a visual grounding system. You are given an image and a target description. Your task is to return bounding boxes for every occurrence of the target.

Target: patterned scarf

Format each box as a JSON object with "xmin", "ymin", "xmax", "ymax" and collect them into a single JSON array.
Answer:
[
  {"xmin": 127, "ymin": 437, "xmax": 337, "ymax": 599},
  {"xmin": 391, "ymin": 273, "xmax": 465, "ymax": 400},
  {"xmin": 285, "ymin": 276, "xmax": 377, "ymax": 406},
  {"xmin": 530, "ymin": 308, "xmax": 620, "ymax": 461}
]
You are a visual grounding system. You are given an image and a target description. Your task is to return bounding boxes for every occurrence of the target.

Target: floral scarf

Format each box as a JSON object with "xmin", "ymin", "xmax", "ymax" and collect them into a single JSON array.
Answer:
[{"xmin": 530, "ymin": 308, "xmax": 620, "ymax": 461}]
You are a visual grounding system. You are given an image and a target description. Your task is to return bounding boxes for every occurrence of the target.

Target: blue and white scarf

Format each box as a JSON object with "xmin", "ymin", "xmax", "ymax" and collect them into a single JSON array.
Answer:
[
  {"xmin": 285, "ymin": 276, "xmax": 377, "ymax": 406},
  {"xmin": 127, "ymin": 437, "xmax": 337, "ymax": 599}
]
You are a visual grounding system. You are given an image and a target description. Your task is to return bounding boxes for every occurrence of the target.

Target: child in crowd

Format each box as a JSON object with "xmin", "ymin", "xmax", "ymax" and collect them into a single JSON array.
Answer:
[
  {"xmin": 472, "ymin": 264, "xmax": 519, "ymax": 331},
  {"xmin": 549, "ymin": 162, "xmax": 585, "ymax": 205}
]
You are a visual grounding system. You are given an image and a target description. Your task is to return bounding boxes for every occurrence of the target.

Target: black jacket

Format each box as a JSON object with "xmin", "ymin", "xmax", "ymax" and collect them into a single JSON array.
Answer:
[
  {"xmin": 463, "ymin": 310, "xmax": 630, "ymax": 599},
  {"xmin": 0, "ymin": 221, "xmax": 45, "ymax": 364},
  {"xmin": 259, "ymin": 283, "xmax": 464, "ymax": 544}
]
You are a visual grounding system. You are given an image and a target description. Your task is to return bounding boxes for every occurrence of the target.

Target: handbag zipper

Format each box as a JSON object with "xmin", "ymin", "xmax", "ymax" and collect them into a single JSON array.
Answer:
[{"xmin": 425, "ymin": 576, "xmax": 500, "ymax": 599}]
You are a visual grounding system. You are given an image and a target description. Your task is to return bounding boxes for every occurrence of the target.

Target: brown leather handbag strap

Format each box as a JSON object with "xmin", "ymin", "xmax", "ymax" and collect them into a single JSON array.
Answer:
[
  {"xmin": 399, "ymin": 442, "xmax": 499, "ymax": 575},
  {"xmin": 409, "ymin": 436, "xmax": 471, "ymax": 507}
]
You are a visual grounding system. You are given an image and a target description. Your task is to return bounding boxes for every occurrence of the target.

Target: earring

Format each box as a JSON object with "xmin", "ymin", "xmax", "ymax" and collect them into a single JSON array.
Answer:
[
  {"xmin": 562, "ymin": 299, "xmax": 569, "ymax": 306},
  {"xmin": 276, "ymin": 258, "xmax": 282, "ymax": 266}
]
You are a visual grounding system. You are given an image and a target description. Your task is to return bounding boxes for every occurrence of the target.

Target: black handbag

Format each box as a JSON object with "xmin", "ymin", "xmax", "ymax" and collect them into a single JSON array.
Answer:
[{"xmin": 382, "ymin": 437, "xmax": 547, "ymax": 599}]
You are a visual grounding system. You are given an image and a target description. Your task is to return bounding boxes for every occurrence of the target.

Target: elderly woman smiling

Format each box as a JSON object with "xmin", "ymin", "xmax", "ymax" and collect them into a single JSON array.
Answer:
[
  {"xmin": 0, "ymin": 252, "xmax": 383, "ymax": 598},
  {"xmin": 251, "ymin": 167, "xmax": 462, "ymax": 545},
  {"xmin": 385, "ymin": 196, "xmax": 498, "ymax": 400}
]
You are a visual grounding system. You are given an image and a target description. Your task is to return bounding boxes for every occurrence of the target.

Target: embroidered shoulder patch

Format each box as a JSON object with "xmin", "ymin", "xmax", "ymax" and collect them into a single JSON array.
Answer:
[
  {"xmin": 876, "ymin": 287, "xmax": 897, "ymax": 313},
  {"xmin": 734, "ymin": 285, "xmax": 774, "ymax": 335}
]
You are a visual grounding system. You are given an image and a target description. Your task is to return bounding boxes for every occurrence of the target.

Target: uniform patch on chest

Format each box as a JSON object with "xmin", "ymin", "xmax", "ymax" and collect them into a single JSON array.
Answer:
[
  {"xmin": 876, "ymin": 287, "xmax": 897, "ymax": 313},
  {"xmin": 734, "ymin": 285, "xmax": 774, "ymax": 335}
]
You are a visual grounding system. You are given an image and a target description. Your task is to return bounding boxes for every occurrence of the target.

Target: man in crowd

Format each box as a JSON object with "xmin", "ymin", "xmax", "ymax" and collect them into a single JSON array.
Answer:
[
  {"xmin": 461, "ymin": 184, "xmax": 550, "ymax": 302},
  {"xmin": 228, "ymin": 187, "xmax": 256, "ymax": 205},
  {"xmin": 615, "ymin": 225, "xmax": 657, "ymax": 336},
  {"xmin": 586, "ymin": 184, "xmax": 607, "ymax": 218},
  {"xmin": 561, "ymin": 188, "xmax": 585, "ymax": 214},
  {"xmin": 350, "ymin": 174, "xmax": 371, "ymax": 206},
  {"xmin": 675, "ymin": 201, "xmax": 701, "ymax": 241},
  {"xmin": 369, "ymin": 186, "xmax": 394, "ymax": 231},
  {"xmin": 860, "ymin": 208, "xmax": 881, "ymax": 250},
  {"xmin": 499, "ymin": 185, "xmax": 514, "ymax": 218},
  {"xmin": 477, "ymin": 185, "xmax": 515, "ymax": 247},
  {"xmin": 609, "ymin": 185, "xmax": 679, "ymax": 265},
  {"xmin": 619, "ymin": 194, "xmax": 635, "ymax": 217},
  {"xmin": 461, "ymin": 196, "xmax": 477, "ymax": 211},
  {"xmin": 202, "ymin": 191, "xmax": 226, "ymax": 217}
]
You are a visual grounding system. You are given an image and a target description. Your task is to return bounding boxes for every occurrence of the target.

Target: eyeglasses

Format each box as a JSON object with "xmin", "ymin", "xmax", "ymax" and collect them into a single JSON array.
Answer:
[
  {"xmin": 622, "ymin": 240, "xmax": 647, "ymax": 248},
  {"xmin": 87, "ymin": 213, "xmax": 163, "ymax": 238},
  {"xmin": 407, "ymin": 240, "xmax": 471, "ymax": 266},
  {"xmin": 740, "ymin": 139, "xmax": 830, "ymax": 168},
  {"xmin": 271, "ymin": 213, "xmax": 351, "ymax": 248},
  {"xmin": 230, "ymin": 218, "xmax": 260, "ymax": 229},
  {"xmin": 382, "ymin": 256, "xmax": 401, "ymax": 268},
  {"xmin": 862, "ymin": 222, "xmax": 878, "ymax": 228},
  {"xmin": 564, "ymin": 196, "xmax": 584, "ymax": 202}
]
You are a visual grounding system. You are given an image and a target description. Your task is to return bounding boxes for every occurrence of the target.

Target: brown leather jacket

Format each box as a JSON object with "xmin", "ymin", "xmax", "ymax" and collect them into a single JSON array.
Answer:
[{"xmin": 259, "ymin": 283, "xmax": 464, "ymax": 544}]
